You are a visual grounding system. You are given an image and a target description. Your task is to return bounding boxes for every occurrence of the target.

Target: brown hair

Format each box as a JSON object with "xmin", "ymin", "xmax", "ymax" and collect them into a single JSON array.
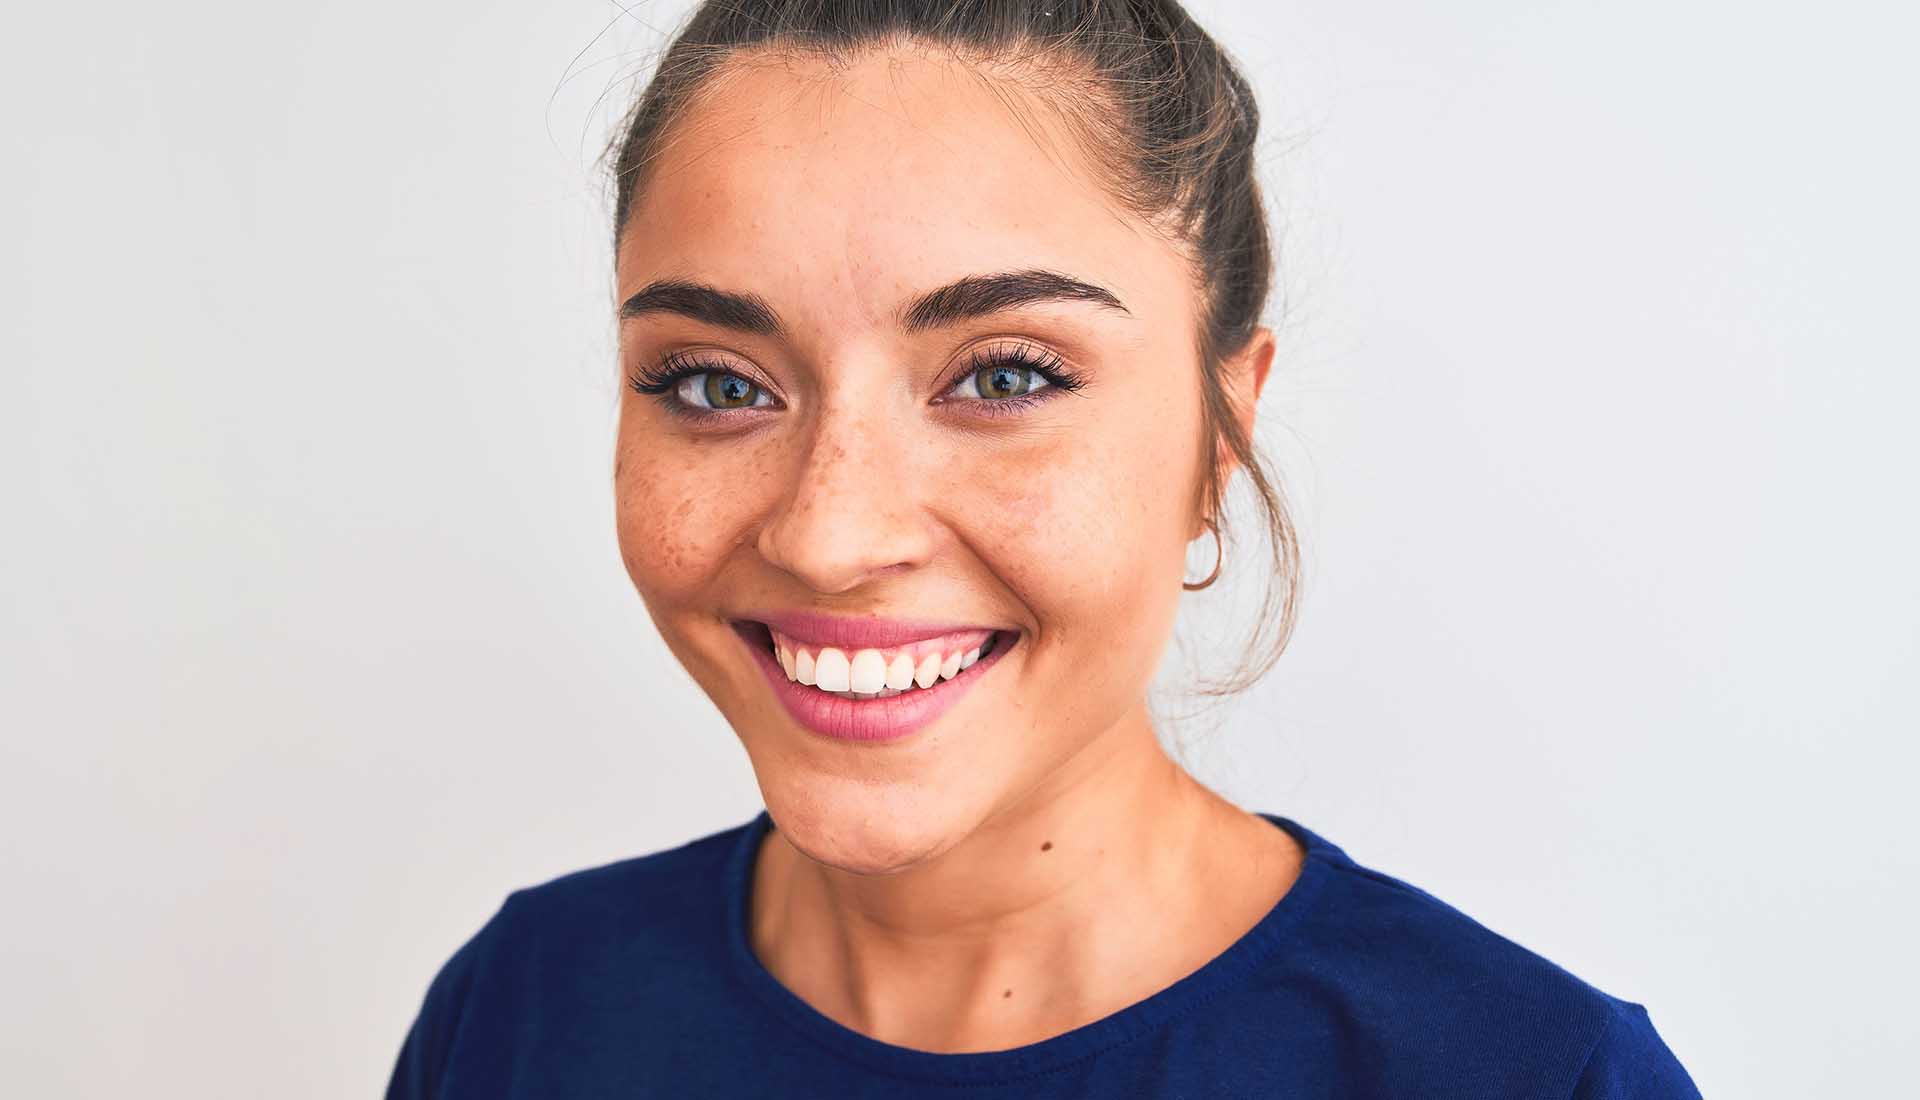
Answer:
[{"xmin": 602, "ymin": 0, "xmax": 1301, "ymax": 696}]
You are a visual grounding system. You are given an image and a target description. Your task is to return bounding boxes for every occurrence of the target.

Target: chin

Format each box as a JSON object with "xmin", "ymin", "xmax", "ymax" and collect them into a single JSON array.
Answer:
[{"xmin": 755, "ymin": 771, "xmax": 978, "ymax": 877}]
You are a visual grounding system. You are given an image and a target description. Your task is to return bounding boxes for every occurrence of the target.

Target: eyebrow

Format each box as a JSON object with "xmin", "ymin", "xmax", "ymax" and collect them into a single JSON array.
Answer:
[
  {"xmin": 617, "ymin": 280, "xmax": 782, "ymax": 335},
  {"xmin": 617, "ymin": 268, "xmax": 1128, "ymax": 337}
]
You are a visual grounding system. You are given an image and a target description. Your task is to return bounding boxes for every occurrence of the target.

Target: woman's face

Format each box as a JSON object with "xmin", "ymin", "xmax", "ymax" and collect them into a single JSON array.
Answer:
[{"xmin": 614, "ymin": 47, "xmax": 1262, "ymax": 873}]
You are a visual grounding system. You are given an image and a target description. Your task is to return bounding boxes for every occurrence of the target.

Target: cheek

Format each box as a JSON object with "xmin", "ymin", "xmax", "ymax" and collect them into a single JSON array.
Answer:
[
  {"xmin": 969, "ymin": 406, "xmax": 1198, "ymax": 651},
  {"xmin": 613, "ymin": 419, "xmax": 781, "ymax": 603}
]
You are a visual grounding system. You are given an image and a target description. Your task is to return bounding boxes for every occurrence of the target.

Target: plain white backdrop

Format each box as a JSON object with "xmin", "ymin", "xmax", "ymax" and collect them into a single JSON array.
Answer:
[{"xmin": 4, "ymin": 1, "xmax": 1915, "ymax": 1095}]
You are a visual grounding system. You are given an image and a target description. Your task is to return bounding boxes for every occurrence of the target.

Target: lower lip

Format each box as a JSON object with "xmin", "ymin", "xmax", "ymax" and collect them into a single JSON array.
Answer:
[{"xmin": 735, "ymin": 623, "xmax": 1017, "ymax": 744}]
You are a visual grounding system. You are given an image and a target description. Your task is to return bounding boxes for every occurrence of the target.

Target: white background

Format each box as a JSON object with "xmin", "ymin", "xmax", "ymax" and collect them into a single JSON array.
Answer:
[{"xmin": 5, "ymin": 1, "xmax": 1914, "ymax": 1095}]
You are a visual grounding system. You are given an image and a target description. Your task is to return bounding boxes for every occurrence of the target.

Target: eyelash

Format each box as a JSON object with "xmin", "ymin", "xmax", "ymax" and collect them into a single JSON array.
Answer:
[
  {"xmin": 625, "ymin": 342, "xmax": 1089, "ymax": 423},
  {"xmin": 626, "ymin": 350, "xmax": 776, "ymax": 423}
]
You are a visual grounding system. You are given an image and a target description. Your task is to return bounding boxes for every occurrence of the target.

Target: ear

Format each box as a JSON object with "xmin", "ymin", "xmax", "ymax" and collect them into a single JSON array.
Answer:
[
  {"xmin": 1193, "ymin": 327, "xmax": 1276, "ymax": 541},
  {"xmin": 1230, "ymin": 325, "xmax": 1277, "ymax": 442}
]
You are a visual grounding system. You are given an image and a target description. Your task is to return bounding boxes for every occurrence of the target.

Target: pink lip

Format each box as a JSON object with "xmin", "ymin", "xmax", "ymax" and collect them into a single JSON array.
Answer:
[
  {"xmin": 731, "ymin": 620, "xmax": 1018, "ymax": 744},
  {"xmin": 743, "ymin": 610, "xmax": 1007, "ymax": 650}
]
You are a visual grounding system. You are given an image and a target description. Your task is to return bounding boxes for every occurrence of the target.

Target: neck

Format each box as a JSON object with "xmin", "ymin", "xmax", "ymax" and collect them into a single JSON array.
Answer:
[{"xmin": 748, "ymin": 706, "xmax": 1300, "ymax": 1052}]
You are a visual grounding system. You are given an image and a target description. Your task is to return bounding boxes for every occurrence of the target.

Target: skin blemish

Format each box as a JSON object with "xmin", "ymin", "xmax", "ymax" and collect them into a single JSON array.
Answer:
[
  {"xmin": 1041, "ymin": 841, "xmax": 1053, "ymax": 851},
  {"xmin": 1003, "ymin": 988, "xmax": 1012, "ymax": 998}
]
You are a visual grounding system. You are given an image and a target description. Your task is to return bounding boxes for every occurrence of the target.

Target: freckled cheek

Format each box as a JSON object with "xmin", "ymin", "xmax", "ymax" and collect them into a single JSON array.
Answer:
[{"xmin": 613, "ymin": 441, "xmax": 782, "ymax": 603}]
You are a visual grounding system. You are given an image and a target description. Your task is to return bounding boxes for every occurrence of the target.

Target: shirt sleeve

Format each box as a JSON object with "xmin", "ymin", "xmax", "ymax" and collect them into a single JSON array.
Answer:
[{"xmin": 1569, "ymin": 999, "xmax": 1703, "ymax": 1100}]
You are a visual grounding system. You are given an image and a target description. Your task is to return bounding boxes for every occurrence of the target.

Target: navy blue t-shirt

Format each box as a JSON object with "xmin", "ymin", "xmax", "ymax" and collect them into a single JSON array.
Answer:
[{"xmin": 386, "ymin": 812, "xmax": 1700, "ymax": 1098}]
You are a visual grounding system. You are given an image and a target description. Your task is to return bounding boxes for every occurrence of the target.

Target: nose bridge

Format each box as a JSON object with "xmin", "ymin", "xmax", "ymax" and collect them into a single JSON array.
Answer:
[{"xmin": 757, "ymin": 379, "xmax": 931, "ymax": 593}]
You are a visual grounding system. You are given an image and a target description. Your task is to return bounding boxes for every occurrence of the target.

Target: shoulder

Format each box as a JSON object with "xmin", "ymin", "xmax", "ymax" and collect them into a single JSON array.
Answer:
[
  {"xmin": 456, "ymin": 815, "xmax": 755, "ymax": 998},
  {"xmin": 1568, "ymin": 998, "xmax": 1703, "ymax": 1100},
  {"xmin": 491, "ymin": 815, "xmax": 750, "ymax": 945},
  {"xmin": 1297, "ymin": 826, "xmax": 1608, "ymax": 1011},
  {"xmin": 384, "ymin": 816, "xmax": 757, "ymax": 1099},
  {"xmin": 1262, "ymin": 817, "xmax": 1701, "ymax": 1098}
]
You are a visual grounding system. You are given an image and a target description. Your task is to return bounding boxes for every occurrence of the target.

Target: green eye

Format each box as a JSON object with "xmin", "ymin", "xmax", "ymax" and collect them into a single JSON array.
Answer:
[
  {"xmin": 971, "ymin": 363, "xmax": 1044, "ymax": 399},
  {"xmin": 703, "ymin": 372, "xmax": 761, "ymax": 408},
  {"xmin": 672, "ymin": 370, "xmax": 770, "ymax": 410}
]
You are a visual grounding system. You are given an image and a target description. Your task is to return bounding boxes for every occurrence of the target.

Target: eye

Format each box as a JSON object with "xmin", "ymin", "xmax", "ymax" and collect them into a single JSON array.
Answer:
[
  {"xmin": 953, "ymin": 360, "xmax": 1053, "ymax": 401},
  {"xmin": 628, "ymin": 351, "xmax": 779, "ymax": 421},
  {"xmin": 677, "ymin": 370, "xmax": 771, "ymax": 410},
  {"xmin": 941, "ymin": 340, "xmax": 1088, "ymax": 411}
]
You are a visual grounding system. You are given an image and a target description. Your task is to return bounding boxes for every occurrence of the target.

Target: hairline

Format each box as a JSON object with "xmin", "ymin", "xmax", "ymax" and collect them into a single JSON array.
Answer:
[{"xmin": 613, "ymin": 36, "xmax": 1203, "ymax": 272}]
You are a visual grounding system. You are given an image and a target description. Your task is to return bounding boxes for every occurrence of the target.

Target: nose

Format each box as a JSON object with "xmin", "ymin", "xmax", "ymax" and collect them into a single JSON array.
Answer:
[{"xmin": 755, "ymin": 386, "xmax": 938, "ymax": 595}]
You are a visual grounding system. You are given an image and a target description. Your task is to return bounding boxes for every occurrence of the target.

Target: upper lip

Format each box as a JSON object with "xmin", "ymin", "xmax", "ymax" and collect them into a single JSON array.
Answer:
[{"xmin": 739, "ymin": 610, "xmax": 1010, "ymax": 650}]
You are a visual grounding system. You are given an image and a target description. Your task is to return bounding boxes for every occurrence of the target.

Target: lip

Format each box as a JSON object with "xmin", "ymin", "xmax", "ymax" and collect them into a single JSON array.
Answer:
[
  {"xmin": 742, "ymin": 610, "xmax": 1006, "ymax": 651},
  {"xmin": 730, "ymin": 619, "xmax": 1019, "ymax": 744}
]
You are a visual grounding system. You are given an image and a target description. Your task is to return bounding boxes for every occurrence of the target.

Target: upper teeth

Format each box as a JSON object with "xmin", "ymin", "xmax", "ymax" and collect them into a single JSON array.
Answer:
[{"xmin": 772, "ymin": 628, "xmax": 998, "ymax": 699}]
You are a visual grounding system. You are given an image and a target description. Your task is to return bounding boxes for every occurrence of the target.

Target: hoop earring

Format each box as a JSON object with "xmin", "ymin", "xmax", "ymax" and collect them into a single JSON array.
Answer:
[{"xmin": 1183, "ymin": 517, "xmax": 1224, "ymax": 591}]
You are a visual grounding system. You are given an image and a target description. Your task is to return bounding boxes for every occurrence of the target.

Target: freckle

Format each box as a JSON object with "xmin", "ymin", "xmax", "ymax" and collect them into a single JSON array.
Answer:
[
  {"xmin": 1003, "ymin": 989, "xmax": 1012, "ymax": 998},
  {"xmin": 1040, "ymin": 841, "xmax": 1053, "ymax": 852}
]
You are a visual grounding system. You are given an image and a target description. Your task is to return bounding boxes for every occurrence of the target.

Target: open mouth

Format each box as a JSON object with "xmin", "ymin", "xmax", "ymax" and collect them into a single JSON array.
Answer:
[{"xmin": 730, "ymin": 620, "xmax": 1018, "ymax": 702}]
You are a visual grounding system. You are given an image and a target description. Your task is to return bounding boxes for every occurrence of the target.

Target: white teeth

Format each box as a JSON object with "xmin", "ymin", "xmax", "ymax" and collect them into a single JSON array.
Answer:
[
  {"xmin": 849, "ymin": 648, "xmax": 887, "ymax": 693},
  {"xmin": 813, "ymin": 647, "xmax": 852, "ymax": 692},
  {"xmin": 885, "ymin": 652, "xmax": 916, "ymax": 691},
  {"xmin": 772, "ymin": 633, "xmax": 1008, "ymax": 699},
  {"xmin": 913, "ymin": 652, "xmax": 941, "ymax": 689}
]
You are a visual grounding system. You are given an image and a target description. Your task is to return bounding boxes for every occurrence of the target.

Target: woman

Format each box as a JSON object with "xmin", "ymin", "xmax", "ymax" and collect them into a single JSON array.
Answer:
[{"xmin": 387, "ymin": 1, "xmax": 1700, "ymax": 1096}]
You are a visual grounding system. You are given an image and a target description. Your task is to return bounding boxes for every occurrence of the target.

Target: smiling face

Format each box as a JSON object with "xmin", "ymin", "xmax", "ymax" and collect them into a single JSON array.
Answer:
[{"xmin": 613, "ymin": 45, "xmax": 1242, "ymax": 872}]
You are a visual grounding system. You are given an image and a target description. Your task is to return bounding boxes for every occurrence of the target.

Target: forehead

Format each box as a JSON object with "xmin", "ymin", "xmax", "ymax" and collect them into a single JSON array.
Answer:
[{"xmin": 617, "ymin": 45, "xmax": 1192, "ymax": 334}]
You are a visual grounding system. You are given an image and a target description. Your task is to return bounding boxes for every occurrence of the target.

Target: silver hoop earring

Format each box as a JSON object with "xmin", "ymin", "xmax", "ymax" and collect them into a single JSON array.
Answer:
[{"xmin": 1183, "ymin": 518, "xmax": 1224, "ymax": 592}]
